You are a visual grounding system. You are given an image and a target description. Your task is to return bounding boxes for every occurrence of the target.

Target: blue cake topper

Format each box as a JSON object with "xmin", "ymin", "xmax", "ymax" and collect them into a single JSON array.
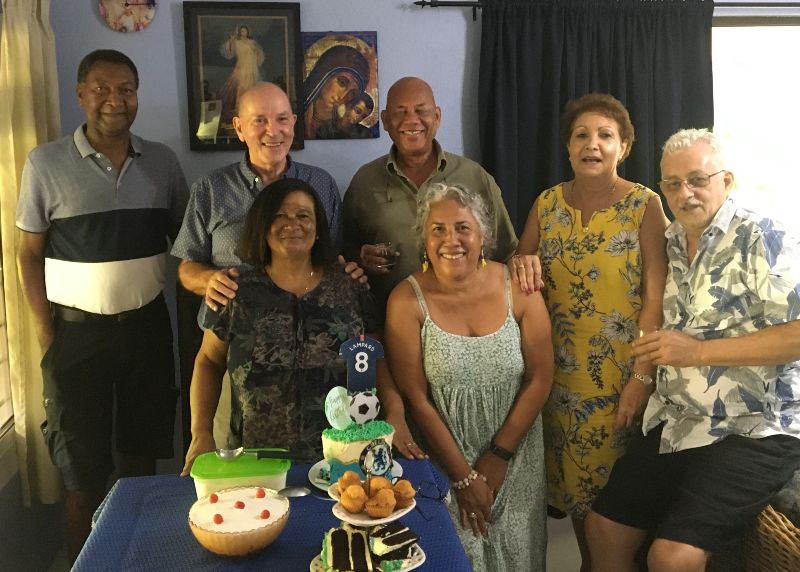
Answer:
[
  {"xmin": 359, "ymin": 438, "xmax": 393, "ymax": 477},
  {"xmin": 339, "ymin": 334, "xmax": 384, "ymax": 393}
]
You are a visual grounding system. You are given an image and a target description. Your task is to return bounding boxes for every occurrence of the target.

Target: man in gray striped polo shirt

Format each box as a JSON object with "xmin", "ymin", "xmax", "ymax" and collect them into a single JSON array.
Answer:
[{"xmin": 16, "ymin": 50, "xmax": 188, "ymax": 563}]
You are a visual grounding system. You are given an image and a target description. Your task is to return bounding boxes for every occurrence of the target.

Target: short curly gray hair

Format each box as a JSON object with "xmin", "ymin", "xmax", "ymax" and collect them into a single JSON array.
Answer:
[
  {"xmin": 414, "ymin": 183, "xmax": 496, "ymax": 257},
  {"xmin": 662, "ymin": 128, "xmax": 727, "ymax": 167}
]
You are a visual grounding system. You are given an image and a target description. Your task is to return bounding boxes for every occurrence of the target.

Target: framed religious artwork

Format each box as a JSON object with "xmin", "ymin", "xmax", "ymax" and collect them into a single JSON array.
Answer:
[
  {"xmin": 183, "ymin": 2, "xmax": 304, "ymax": 151},
  {"xmin": 302, "ymin": 32, "xmax": 379, "ymax": 140}
]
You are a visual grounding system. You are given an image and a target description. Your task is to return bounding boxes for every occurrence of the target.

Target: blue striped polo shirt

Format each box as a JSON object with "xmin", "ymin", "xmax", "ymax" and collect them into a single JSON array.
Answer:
[{"xmin": 16, "ymin": 126, "xmax": 189, "ymax": 314}]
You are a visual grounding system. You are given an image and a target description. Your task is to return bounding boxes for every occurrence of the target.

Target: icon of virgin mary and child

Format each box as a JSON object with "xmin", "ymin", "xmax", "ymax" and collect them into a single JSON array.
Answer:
[{"xmin": 303, "ymin": 45, "xmax": 376, "ymax": 140}]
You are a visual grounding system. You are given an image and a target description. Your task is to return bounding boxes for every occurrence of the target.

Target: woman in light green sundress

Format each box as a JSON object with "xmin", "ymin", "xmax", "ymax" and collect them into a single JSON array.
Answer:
[{"xmin": 384, "ymin": 183, "xmax": 554, "ymax": 571}]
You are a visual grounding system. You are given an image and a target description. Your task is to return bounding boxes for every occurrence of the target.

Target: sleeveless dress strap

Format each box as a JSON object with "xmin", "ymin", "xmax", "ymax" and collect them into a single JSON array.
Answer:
[
  {"xmin": 503, "ymin": 266, "xmax": 514, "ymax": 313},
  {"xmin": 406, "ymin": 276, "xmax": 430, "ymax": 318}
]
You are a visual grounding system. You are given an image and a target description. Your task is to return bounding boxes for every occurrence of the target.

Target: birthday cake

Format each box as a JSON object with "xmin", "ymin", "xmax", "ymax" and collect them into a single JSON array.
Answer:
[
  {"xmin": 322, "ymin": 419, "xmax": 395, "ymax": 483},
  {"xmin": 323, "ymin": 336, "xmax": 396, "ymax": 483},
  {"xmin": 320, "ymin": 522, "xmax": 420, "ymax": 572},
  {"xmin": 188, "ymin": 486, "xmax": 289, "ymax": 556}
]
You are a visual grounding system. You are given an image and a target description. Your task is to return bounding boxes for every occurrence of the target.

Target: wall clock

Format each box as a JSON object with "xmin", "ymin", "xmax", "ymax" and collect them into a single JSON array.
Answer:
[{"xmin": 99, "ymin": 1, "xmax": 156, "ymax": 33}]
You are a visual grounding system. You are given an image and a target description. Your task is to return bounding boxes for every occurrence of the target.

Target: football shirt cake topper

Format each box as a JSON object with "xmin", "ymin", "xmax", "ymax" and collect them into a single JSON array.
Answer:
[{"xmin": 339, "ymin": 334, "xmax": 384, "ymax": 393}]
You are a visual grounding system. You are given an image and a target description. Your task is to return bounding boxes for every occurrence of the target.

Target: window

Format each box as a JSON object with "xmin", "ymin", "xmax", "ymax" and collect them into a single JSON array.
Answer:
[{"xmin": 712, "ymin": 5, "xmax": 800, "ymax": 215}]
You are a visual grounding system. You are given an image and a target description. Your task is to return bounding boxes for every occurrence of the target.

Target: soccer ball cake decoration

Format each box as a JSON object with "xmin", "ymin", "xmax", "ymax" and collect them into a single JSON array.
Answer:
[{"xmin": 349, "ymin": 390, "xmax": 381, "ymax": 425}]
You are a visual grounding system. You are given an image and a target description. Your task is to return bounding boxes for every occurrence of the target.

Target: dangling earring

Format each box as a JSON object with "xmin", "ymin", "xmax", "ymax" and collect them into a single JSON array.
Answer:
[
  {"xmin": 480, "ymin": 247, "xmax": 487, "ymax": 268},
  {"xmin": 421, "ymin": 251, "xmax": 429, "ymax": 273}
]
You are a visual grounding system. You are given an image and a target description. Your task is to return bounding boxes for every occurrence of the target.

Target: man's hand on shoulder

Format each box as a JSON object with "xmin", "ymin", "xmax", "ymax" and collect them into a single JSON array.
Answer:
[
  {"xmin": 205, "ymin": 267, "xmax": 240, "ymax": 311},
  {"xmin": 359, "ymin": 244, "xmax": 397, "ymax": 275},
  {"xmin": 338, "ymin": 255, "xmax": 368, "ymax": 285}
]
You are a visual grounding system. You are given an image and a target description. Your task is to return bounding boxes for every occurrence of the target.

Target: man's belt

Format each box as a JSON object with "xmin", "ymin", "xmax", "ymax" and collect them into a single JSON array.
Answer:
[{"xmin": 52, "ymin": 296, "xmax": 161, "ymax": 324}]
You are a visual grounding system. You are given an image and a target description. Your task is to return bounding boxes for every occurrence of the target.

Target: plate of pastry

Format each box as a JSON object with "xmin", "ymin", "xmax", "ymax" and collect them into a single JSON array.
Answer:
[
  {"xmin": 310, "ymin": 522, "xmax": 425, "ymax": 572},
  {"xmin": 329, "ymin": 472, "xmax": 416, "ymax": 527},
  {"xmin": 309, "ymin": 545, "xmax": 425, "ymax": 572},
  {"xmin": 308, "ymin": 459, "xmax": 403, "ymax": 491}
]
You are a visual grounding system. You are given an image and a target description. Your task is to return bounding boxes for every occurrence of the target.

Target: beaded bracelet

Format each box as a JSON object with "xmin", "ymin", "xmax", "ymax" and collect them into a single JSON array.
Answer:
[{"xmin": 451, "ymin": 469, "xmax": 487, "ymax": 491}]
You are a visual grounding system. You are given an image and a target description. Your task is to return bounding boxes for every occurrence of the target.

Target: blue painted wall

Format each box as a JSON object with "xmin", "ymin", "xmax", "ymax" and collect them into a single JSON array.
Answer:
[{"xmin": 50, "ymin": 0, "xmax": 482, "ymax": 192}]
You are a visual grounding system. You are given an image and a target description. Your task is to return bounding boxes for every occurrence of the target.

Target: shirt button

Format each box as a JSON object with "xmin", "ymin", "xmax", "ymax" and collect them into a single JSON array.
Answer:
[
  {"xmin": 42, "ymin": 427, "xmax": 48, "ymax": 435},
  {"xmin": 96, "ymin": 153, "xmax": 102, "ymax": 158},
  {"xmin": 43, "ymin": 398, "xmax": 52, "ymax": 407},
  {"xmin": 107, "ymin": 166, "xmax": 112, "ymax": 171}
]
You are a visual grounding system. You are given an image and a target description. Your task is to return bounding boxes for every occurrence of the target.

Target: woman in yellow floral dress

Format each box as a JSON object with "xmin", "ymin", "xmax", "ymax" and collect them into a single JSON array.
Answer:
[{"xmin": 516, "ymin": 94, "xmax": 668, "ymax": 572}]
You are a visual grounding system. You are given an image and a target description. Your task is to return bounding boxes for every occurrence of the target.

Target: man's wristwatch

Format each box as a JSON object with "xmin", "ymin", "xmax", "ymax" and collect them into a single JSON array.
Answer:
[
  {"xmin": 632, "ymin": 372, "xmax": 654, "ymax": 386},
  {"xmin": 489, "ymin": 439, "xmax": 514, "ymax": 461}
]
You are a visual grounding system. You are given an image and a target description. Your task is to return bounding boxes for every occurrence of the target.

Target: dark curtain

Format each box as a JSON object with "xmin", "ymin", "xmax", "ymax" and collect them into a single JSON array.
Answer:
[{"xmin": 478, "ymin": 0, "xmax": 715, "ymax": 228}]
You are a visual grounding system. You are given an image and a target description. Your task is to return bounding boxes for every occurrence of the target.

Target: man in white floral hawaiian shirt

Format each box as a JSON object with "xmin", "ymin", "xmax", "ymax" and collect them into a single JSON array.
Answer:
[{"xmin": 585, "ymin": 128, "xmax": 800, "ymax": 572}]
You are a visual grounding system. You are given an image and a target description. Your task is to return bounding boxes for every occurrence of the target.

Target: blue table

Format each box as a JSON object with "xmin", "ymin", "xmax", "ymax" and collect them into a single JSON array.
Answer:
[{"xmin": 73, "ymin": 459, "xmax": 472, "ymax": 571}]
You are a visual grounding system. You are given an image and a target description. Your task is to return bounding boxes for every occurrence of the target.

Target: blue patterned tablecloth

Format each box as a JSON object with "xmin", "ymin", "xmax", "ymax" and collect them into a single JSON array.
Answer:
[{"xmin": 73, "ymin": 459, "xmax": 471, "ymax": 571}]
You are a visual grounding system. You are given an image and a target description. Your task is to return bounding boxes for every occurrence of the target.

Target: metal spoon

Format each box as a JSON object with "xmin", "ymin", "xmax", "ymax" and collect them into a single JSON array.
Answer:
[
  {"xmin": 277, "ymin": 485, "xmax": 311, "ymax": 497},
  {"xmin": 215, "ymin": 447, "xmax": 246, "ymax": 461},
  {"xmin": 214, "ymin": 447, "xmax": 315, "ymax": 462}
]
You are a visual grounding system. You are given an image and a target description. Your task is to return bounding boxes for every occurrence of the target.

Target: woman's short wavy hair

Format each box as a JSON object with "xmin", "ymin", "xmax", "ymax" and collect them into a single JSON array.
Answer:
[
  {"xmin": 560, "ymin": 93, "xmax": 635, "ymax": 162},
  {"xmin": 661, "ymin": 128, "xmax": 727, "ymax": 167},
  {"xmin": 236, "ymin": 178, "xmax": 334, "ymax": 268},
  {"xmin": 414, "ymin": 183, "xmax": 496, "ymax": 257}
]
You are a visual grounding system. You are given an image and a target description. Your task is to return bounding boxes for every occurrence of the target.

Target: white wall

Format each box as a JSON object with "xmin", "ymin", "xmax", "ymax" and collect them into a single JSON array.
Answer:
[{"xmin": 50, "ymin": 0, "xmax": 482, "ymax": 192}]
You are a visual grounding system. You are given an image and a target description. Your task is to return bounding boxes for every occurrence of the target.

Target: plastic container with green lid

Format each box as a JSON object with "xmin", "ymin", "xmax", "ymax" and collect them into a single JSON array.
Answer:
[{"xmin": 190, "ymin": 449, "xmax": 291, "ymax": 498}]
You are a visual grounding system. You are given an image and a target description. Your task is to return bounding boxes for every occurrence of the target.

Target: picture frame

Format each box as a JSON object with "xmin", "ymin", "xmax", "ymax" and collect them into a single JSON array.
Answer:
[
  {"xmin": 302, "ymin": 31, "xmax": 380, "ymax": 140},
  {"xmin": 183, "ymin": 2, "xmax": 304, "ymax": 151}
]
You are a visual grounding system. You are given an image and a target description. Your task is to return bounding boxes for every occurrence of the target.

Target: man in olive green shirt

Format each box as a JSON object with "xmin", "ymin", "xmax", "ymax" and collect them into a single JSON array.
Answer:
[{"xmin": 344, "ymin": 77, "xmax": 527, "ymax": 313}]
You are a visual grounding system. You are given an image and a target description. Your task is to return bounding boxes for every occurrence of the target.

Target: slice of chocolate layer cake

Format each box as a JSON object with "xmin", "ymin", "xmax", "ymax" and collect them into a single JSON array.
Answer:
[
  {"xmin": 368, "ymin": 521, "xmax": 419, "ymax": 557},
  {"xmin": 321, "ymin": 527, "xmax": 376, "ymax": 572}
]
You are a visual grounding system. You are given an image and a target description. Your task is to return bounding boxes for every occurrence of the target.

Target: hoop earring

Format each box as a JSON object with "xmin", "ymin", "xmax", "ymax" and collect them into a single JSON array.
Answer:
[
  {"xmin": 421, "ymin": 251, "xmax": 429, "ymax": 273},
  {"xmin": 480, "ymin": 247, "xmax": 487, "ymax": 268}
]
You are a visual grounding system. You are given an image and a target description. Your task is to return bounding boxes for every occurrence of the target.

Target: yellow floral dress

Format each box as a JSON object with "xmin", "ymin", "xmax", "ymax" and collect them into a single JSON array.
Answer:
[{"xmin": 537, "ymin": 182, "xmax": 657, "ymax": 518}]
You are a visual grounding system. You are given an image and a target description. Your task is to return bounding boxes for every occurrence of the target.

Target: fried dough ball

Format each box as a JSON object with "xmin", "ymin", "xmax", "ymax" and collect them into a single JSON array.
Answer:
[
  {"xmin": 367, "ymin": 476, "xmax": 392, "ymax": 497},
  {"xmin": 337, "ymin": 470, "xmax": 363, "ymax": 494},
  {"xmin": 340, "ymin": 484, "xmax": 368, "ymax": 514},
  {"xmin": 365, "ymin": 488, "xmax": 397, "ymax": 518},
  {"xmin": 392, "ymin": 479, "xmax": 416, "ymax": 508}
]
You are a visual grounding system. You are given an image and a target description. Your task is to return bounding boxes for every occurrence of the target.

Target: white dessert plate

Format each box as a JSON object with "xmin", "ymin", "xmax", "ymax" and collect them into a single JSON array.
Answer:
[
  {"xmin": 309, "ymin": 543, "xmax": 426, "ymax": 571},
  {"xmin": 329, "ymin": 489, "xmax": 416, "ymax": 527},
  {"xmin": 307, "ymin": 459, "xmax": 403, "ymax": 492}
]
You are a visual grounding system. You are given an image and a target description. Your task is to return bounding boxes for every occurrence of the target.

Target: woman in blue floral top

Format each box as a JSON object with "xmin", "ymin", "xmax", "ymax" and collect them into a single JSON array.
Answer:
[{"xmin": 182, "ymin": 178, "xmax": 377, "ymax": 473}]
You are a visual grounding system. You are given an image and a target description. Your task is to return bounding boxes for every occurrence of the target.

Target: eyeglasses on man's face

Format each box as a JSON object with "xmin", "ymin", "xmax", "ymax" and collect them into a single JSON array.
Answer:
[{"xmin": 659, "ymin": 170, "xmax": 726, "ymax": 194}]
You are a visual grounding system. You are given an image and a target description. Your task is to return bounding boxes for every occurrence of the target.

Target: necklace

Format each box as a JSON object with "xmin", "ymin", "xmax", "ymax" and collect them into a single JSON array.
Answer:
[
  {"xmin": 266, "ymin": 265, "xmax": 316, "ymax": 295},
  {"xmin": 572, "ymin": 177, "xmax": 618, "ymax": 233},
  {"xmin": 303, "ymin": 270, "xmax": 315, "ymax": 293}
]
